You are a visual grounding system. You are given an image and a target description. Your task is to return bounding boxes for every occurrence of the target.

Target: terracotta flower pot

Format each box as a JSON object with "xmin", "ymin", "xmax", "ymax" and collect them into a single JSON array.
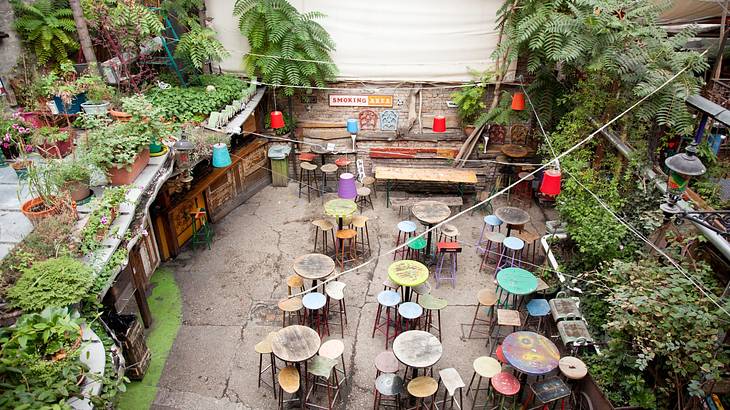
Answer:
[
  {"xmin": 39, "ymin": 131, "xmax": 75, "ymax": 158},
  {"xmin": 108, "ymin": 148, "xmax": 150, "ymax": 186},
  {"xmin": 64, "ymin": 180, "xmax": 92, "ymax": 202},
  {"xmin": 21, "ymin": 196, "xmax": 61, "ymax": 226},
  {"xmin": 109, "ymin": 109, "xmax": 132, "ymax": 122},
  {"xmin": 463, "ymin": 125, "xmax": 476, "ymax": 136}
]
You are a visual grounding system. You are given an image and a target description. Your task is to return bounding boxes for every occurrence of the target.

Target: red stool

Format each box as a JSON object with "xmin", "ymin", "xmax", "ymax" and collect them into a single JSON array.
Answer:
[
  {"xmin": 298, "ymin": 152, "xmax": 316, "ymax": 162},
  {"xmin": 491, "ymin": 372, "xmax": 520, "ymax": 408},
  {"xmin": 435, "ymin": 242, "xmax": 461, "ymax": 288},
  {"xmin": 335, "ymin": 156, "xmax": 351, "ymax": 176}
]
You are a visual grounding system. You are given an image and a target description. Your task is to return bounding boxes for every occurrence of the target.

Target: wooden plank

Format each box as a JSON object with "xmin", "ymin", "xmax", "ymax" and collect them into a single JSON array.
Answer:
[
  {"xmin": 375, "ymin": 166, "xmax": 478, "ymax": 184},
  {"xmin": 298, "ymin": 120, "xmax": 345, "ymax": 128}
]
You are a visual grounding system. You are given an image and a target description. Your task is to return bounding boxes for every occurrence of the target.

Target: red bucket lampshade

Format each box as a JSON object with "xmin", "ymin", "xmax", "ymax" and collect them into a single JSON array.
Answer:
[
  {"xmin": 433, "ymin": 115, "xmax": 446, "ymax": 133},
  {"xmin": 539, "ymin": 169, "xmax": 562, "ymax": 196},
  {"xmin": 511, "ymin": 92, "xmax": 525, "ymax": 111},
  {"xmin": 270, "ymin": 111, "xmax": 285, "ymax": 129}
]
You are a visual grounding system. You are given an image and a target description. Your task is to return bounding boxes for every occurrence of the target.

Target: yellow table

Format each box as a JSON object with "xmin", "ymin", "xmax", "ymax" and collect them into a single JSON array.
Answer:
[{"xmin": 388, "ymin": 260, "xmax": 429, "ymax": 301}]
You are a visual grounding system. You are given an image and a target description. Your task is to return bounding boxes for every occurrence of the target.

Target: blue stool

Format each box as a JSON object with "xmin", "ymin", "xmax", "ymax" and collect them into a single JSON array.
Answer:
[
  {"xmin": 476, "ymin": 215, "xmax": 502, "ymax": 251},
  {"xmin": 526, "ymin": 299, "xmax": 551, "ymax": 333},
  {"xmin": 372, "ymin": 290, "xmax": 401, "ymax": 349},
  {"xmin": 303, "ymin": 292, "xmax": 329, "ymax": 337},
  {"xmin": 394, "ymin": 221, "xmax": 417, "ymax": 260},
  {"xmin": 494, "ymin": 236, "xmax": 524, "ymax": 277},
  {"xmin": 397, "ymin": 302, "xmax": 423, "ymax": 332}
]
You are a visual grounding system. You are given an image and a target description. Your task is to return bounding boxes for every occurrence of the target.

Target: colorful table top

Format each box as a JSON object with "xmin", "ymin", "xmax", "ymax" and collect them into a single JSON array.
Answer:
[
  {"xmin": 271, "ymin": 325, "xmax": 321, "ymax": 363},
  {"xmin": 496, "ymin": 267, "xmax": 538, "ymax": 296},
  {"xmin": 502, "ymin": 331, "xmax": 560, "ymax": 376},
  {"xmin": 411, "ymin": 201, "xmax": 451, "ymax": 225},
  {"xmin": 392, "ymin": 330, "xmax": 443, "ymax": 369},
  {"xmin": 293, "ymin": 253, "xmax": 335, "ymax": 280},
  {"xmin": 324, "ymin": 199, "xmax": 357, "ymax": 218},
  {"xmin": 388, "ymin": 260, "xmax": 429, "ymax": 287}
]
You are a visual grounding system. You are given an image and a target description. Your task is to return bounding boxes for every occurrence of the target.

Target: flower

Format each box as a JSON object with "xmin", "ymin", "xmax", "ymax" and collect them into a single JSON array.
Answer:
[
  {"xmin": 140, "ymin": 228, "xmax": 148, "ymax": 237},
  {"xmin": 24, "ymin": 145, "xmax": 33, "ymax": 153},
  {"xmin": 11, "ymin": 111, "xmax": 21, "ymax": 119},
  {"xmin": 3, "ymin": 133, "xmax": 10, "ymax": 142},
  {"xmin": 100, "ymin": 215, "xmax": 109, "ymax": 225}
]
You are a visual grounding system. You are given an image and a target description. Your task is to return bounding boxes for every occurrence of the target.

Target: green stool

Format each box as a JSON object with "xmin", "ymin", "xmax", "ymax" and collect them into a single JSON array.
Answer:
[
  {"xmin": 405, "ymin": 236, "xmax": 428, "ymax": 262},
  {"xmin": 190, "ymin": 208, "xmax": 213, "ymax": 250}
]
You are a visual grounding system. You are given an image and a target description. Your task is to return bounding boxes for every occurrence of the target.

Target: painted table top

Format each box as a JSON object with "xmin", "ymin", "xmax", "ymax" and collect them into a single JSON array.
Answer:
[
  {"xmin": 388, "ymin": 260, "xmax": 429, "ymax": 287},
  {"xmin": 494, "ymin": 206, "xmax": 531, "ymax": 226},
  {"xmin": 293, "ymin": 253, "xmax": 335, "ymax": 280},
  {"xmin": 375, "ymin": 166, "xmax": 478, "ymax": 183},
  {"xmin": 271, "ymin": 325, "xmax": 321, "ymax": 363},
  {"xmin": 497, "ymin": 267, "xmax": 538, "ymax": 296},
  {"xmin": 324, "ymin": 199, "xmax": 357, "ymax": 218},
  {"xmin": 393, "ymin": 330, "xmax": 443, "ymax": 369},
  {"xmin": 500, "ymin": 144, "xmax": 529, "ymax": 158},
  {"xmin": 502, "ymin": 331, "xmax": 560, "ymax": 376},
  {"xmin": 411, "ymin": 201, "xmax": 451, "ymax": 225}
]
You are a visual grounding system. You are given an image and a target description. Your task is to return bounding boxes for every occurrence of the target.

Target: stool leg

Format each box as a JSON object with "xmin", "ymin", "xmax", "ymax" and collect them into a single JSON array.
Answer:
[
  {"xmin": 372, "ymin": 304, "xmax": 382, "ymax": 338},
  {"xmin": 270, "ymin": 353, "xmax": 278, "ymax": 399},
  {"xmin": 314, "ymin": 228, "xmax": 319, "ymax": 252},
  {"xmin": 467, "ymin": 303, "xmax": 482, "ymax": 338}
]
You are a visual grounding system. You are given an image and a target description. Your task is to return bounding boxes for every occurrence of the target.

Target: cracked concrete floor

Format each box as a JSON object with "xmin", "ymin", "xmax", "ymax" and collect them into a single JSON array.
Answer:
[{"xmin": 150, "ymin": 182, "xmax": 554, "ymax": 409}]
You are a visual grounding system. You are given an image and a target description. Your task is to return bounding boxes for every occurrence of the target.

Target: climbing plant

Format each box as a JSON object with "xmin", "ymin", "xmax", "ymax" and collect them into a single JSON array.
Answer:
[
  {"xmin": 11, "ymin": 0, "xmax": 79, "ymax": 66},
  {"xmin": 234, "ymin": 0, "xmax": 338, "ymax": 95}
]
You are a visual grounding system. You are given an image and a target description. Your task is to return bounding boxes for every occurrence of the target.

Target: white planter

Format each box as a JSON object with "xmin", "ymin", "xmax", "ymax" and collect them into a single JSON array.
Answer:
[
  {"xmin": 47, "ymin": 100, "xmax": 60, "ymax": 115},
  {"xmin": 67, "ymin": 324, "xmax": 106, "ymax": 410},
  {"xmin": 81, "ymin": 101, "xmax": 110, "ymax": 116}
]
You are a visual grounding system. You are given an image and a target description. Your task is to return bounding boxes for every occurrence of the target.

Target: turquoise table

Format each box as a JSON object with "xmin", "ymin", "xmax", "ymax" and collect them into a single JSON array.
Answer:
[{"xmin": 496, "ymin": 267, "xmax": 538, "ymax": 308}]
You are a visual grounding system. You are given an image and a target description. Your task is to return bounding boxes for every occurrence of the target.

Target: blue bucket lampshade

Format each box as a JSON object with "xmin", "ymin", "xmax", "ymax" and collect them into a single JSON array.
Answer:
[
  {"xmin": 338, "ymin": 172, "xmax": 357, "ymax": 200},
  {"xmin": 212, "ymin": 143, "xmax": 232, "ymax": 168},
  {"xmin": 347, "ymin": 119, "xmax": 359, "ymax": 134}
]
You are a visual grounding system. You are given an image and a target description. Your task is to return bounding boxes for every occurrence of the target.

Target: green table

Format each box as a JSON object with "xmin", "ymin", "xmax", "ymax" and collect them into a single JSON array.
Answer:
[
  {"xmin": 496, "ymin": 267, "xmax": 538, "ymax": 308},
  {"xmin": 388, "ymin": 260, "xmax": 429, "ymax": 301},
  {"xmin": 324, "ymin": 199, "xmax": 357, "ymax": 229}
]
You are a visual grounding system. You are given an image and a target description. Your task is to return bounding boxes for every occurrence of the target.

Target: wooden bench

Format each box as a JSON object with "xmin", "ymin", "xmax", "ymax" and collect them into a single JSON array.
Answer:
[
  {"xmin": 389, "ymin": 196, "xmax": 464, "ymax": 216},
  {"xmin": 374, "ymin": 166, "xmax": 478, "ymax": 208}
]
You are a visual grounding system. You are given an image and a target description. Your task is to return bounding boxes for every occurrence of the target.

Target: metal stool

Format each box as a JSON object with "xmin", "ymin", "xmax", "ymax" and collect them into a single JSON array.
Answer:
[
  {"xmin": 435, "ymin": 242, "xmax": 461, "ymax": 288},
  {"xmin": 335, "ymin": 156, "xmax": 351, "ymax": 177},
  {"xmin": 356, "ymin": 187, "xmax": 374, "ymax": 212},
  {"xmin": 372, "ymin": 290, "xmax": 401, "ymax": 349},
  {"xmin": 397, "ymin": 302, "xmax": 423, "ymax": 332},
  {"xmin": 467, "ymin": 288, "xmax": 497, "ymax": 338},
  {"xmin": 406, "ymin": 376, "xmax": 438, "ymax": 410},
  {"xmin": 319, "ymin": 339, "xmax": 347, "ymax": 386},
  {"xmin": 514, "ymin": 230, "xmax": 541, "ymax": 265},
  {"xmin": 320, "ymin": 163, "xmax": 338, "ymax": 191},
  {"xmin": 312, "ymin": 219, "xmax": 336, "ymax": 254},
  {"xmin": 303, "ymin": 292, "xmax": 330, "ymax": 337},
  {"xmin": 476, "ymin": 215, "xmax": 502, "ymax": 250},
  {"xmin": 306, "ymin": 355, "xmax": 340, "ymax": 409},
  {"xmin": 256, "ymin": 331, "xmax": 278, "ymax": 398},
  {"xmin": 559, "ymin": 356, "xmax": 588, "ymax": 405},
  {"xmin": 325, "ymin": 281, "xmax": 347, "ymax": 337},
  {"xmin": 490, "ymin": 372, "xmax": 520, "ymax": 408},
  {"xmin": 278, "ymin": 297, "xmax": 303, "ymax": 327},
  {"xmin": 487, "ymin": 309, "xmax": 521, "ymax": 354},
  {"xmin": 299, "ymin": 162, "xmax": 320, "ymax": 202},
  {"xmin": 351, "ymin": 215, "xmax": 371, "ymax": 257},
  {"xmin": 526, "ymin": 299, "xmax": 551, "ymax": 333},
  {"xmin": 479, "ymin": 231, "xmax": 505, "ymax": 271},
  {"xmin": 375, "ymin": 350, "xmax": 400, "ymax": 377},
  {"xmin": 419, "ymin": 294, "xmax": 447, "ymax": 342},
  {"xmin": 466, "ymin": 356, "xmax": 501, "ymax": 409},
  {"xmin": 494, "ymin": 236, "xmax": 524, "ymax": 277},
  {"xmin": 335, "ymin": 229, "xmax": 357, "ymax": 270},
  {"xmin": 286, "ymin": 274, "xmax": 305, "ymax": 296},
  {"xmin": 513, "ymin": 171, "xmax": 534, "ymax": 205},
  {"xmin": 383, "ymin": 277, "xmax": 400, "ymax": 292},
  {"xmin": 437, "ymin": 224, "xmax": 459, "ymax": 243},
  {"xmin": 190, "ymin": 208, "xmax": 213, "ymax": 250},
  {"xmin": 411, "ymin": 281, "xmax": 431, "ymax": 303},
  {"xmin": 394, "ymin": 221, "xmax": 417, "ymax": 260},
  {"xmin": 405, "ymin": 237, "xmax": 427, "ymax": 261},
  {"xmin": 436, "ymin": 368, "xmax": 465, "ymax": 410},
  {"xmin": 277, "ymin": 366, "xmax": 302, "ymax": 410},
  {"xmin": 362, "ymin": 175, "xmax": 377, "ymax": 198},
  {"xmin": 373, "ymin": 373, "xmax": 404, "ymax": 410}
]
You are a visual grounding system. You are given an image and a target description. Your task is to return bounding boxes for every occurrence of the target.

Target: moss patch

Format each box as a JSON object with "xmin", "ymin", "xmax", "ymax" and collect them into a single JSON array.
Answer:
[{"xmin": 118, "ymin": 268, "xmax": 182, "ymax": 410}]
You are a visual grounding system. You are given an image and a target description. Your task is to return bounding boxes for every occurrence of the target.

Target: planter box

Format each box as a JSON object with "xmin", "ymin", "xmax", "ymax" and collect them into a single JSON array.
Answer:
[
  {"xmin": 580, "ymin": 373, "xmax": 643, "ymax": 410},
  {"xmin": 53, "ymin": 93, "xmax": 87, "ymax": 114},
  {"xmin": 80, "ymin": 101, "xmax": 110, "ymax": 115},
  {"xmin": 108, "ymin": 148, "xmax": 150, "ymax": 186},
  {"xmin": 39, "ymin": 130, "xmax": 75, "ymax": 158}
]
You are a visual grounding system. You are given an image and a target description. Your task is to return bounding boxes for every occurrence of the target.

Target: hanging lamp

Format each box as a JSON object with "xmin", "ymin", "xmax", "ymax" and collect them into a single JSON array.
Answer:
[
  {"xmin": 511, "ymin": 92, "xmax": 525, "ymax": 111},
  {"xmin": 270, "ymin": 87, "xmax": 285, "ymax": 129},
  {"xmin": 539, "ymin": 168, "xmax": 561, "ymax": 196},
  {"xmin": 433, "ymin": 115, "xmax": 446, "ymax": 133}
]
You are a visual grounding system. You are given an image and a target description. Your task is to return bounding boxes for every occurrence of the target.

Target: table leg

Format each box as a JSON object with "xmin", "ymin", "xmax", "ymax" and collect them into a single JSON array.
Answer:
[
  {"xmin": 386, "ymin": 180, "xmax": 391, "ymax": 208},
  {"xmin": 425, "ymin": 224, "xmax": 434, "ymax": 259},
  {"xmin": 338, "ymin": 217, "xmax": 344, "ymax": 230}
]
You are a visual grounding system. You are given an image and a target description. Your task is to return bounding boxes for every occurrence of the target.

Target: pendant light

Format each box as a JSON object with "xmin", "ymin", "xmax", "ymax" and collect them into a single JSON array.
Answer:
[
  {"xmin": 511, "ymin": 92, "xmax": 525, "ymax": 111},
  {"xmin": 270, "ymin": 87, "xmax": 285, "ymax": 129},
  {"xmin": 433, "ymin": 115, "xmax": 446, "ymax": 133},
  {"xmin": 539, "ymin": 168, "xmax": 561, "ymax": 196}
]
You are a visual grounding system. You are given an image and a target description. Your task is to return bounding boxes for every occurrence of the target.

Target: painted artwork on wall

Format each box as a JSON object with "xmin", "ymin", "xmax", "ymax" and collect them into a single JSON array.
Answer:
[{"xmin": 380, "ymin": 110, "xmax": 398, "ymax": 131}]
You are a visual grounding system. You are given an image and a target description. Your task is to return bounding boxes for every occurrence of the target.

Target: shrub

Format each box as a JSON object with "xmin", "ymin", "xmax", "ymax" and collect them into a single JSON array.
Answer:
[{"xmin": 7, "ymin": 256, "xmax": 93, "ymax": 312}]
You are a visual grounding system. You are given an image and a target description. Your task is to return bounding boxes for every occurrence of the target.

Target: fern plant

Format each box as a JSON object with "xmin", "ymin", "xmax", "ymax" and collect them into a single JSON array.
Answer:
[
  {"xmin": 175, "ymin": 25, "xmax": 230, "ymax": 71},
  {"xmin": 234, "ymin": 0, "xmax": 337, "ymax": 95},
  {"xmin": 11, "ymin": 0, "xmax": 79, "ymax": 66}
]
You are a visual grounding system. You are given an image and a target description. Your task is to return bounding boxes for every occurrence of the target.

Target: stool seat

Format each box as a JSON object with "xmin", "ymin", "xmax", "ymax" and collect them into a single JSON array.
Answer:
[
  {"xmin": 437, "ymin": 241, "xmax": 461, "ymax": 252},
  {"xmin": 495, "ymin": 344, "xmax": 506, "ymax": 363},
  {"xmin": 559, "ymin": 356, "xmax": 588, "ymax": 380},
  {"xmin": 484, "ymin": 215, "xmax": 503, "ymax": 227},
  {"xmin": 325, "ymin": 281, "xmax": 346, "ymax": 300},
  {"xmin": 298, "ymin": 152, "xmax": 316, "ymax": 162},
  {"xmin": 398, "ymin": 302, "xmax": 423, "ymax": 319},
  {"xmin": 397, "ymin": 220, "xmax": 417, "ymax": 233},
  {"xmin": 375, "ymin": 351, "xmax": 399, "ymax": 374},
  {"xmin": 491, "ymin": 372, "xmax": 520, "ymax": 396},
  {"xmin": 376, "ymin": 373, "xmax": 404, "ymax": 396},
  {"xmin": 302, "ymin": 292, "xmax": 327, "ymax": 310},
  {"xmin": 278, "ymin": 297, "xmax": 303, "ymax": 312},
  {"xmin": 312, "ymin": 219, "xmax": 335, "ymax": 230},
  {"xmin": 321, "ymin": 163, "xmax": 338, "ymax": 173},
  {"xmin": 286, "ymin": 274, "xmax": 304, "ymax": 289},
  {"xmin": 383, "ymin": 278, "xmax": 400, "ymax": 290},
  {"xmin": 407, "ymin": 236, "xmax": 427, "ymax": 250},
  {"xmin": 439, "ymin": 368, "xmax": 465, "ymax": 395},
  {"xmin": 514, "ymin": 230, "xmax": 540, "ymax": 243},
  {"xmin": 473, "ymin": 356, "xmax": 501, "ymax": 378},
  {"xmin": 255, "ymin": 331, "xmax": 277, "ymax": 354},
  {"xmin": 377, "ymin": 290, "xmax": 401, "ymax": 307},
  {"xmin": 408, "ymin": 376, "xmax": 438, "ymax": 398},
  {"xmin": 308, "ymin": 355, "xmax": 337, "ymax": 378},
  {"xmin": 484, "ymin": 231, "xmax": 506, "ymax": 243},
  {"xmin": 502, "ymin": 236, "xmax": 525, "ymax": 251},
  {"xmin": 279, "ymin": 366, "xmax": 300, "ymax": 394},
  {"xmin": 301, "ymin": 162, "xmax": 318, "ymax": 171},
  {"xmin": 418, "ymin": 294, "xmax": 447, "ymax": 310},
  {"xmin": 362, "ymin": 176, "xmax": 376, "ymax": 185},
  {"xmin": 357, "ymin": 186, "xmax": 371, "ymax": 196},
  {"xmin": 440, "ymin": 224, "xmax": 459, "ymax": 237},
  {"xmin": 527, "ymin": 299, "xmax": 551, "ymax": 317},
  {"xmin": 477, "ymin": 288, "xmax": 498, "ymax": 306},
  {"xmin": 517, "ymin": 171, "xmax": 534, "ymax": 181},
  {"xmin": 319, "ymin": 339, "xmax": 345, "ymax": 359},
  {"xmin": 336, "ymin": 229, "xmax": 357, "ymax": 240},
  {"xmin": 335, "ymin": 157, "xmax": 351, "ymax": 167},
  {"xmin": 412, "ymin": 281, "xmax": 431, "ymax": 296},
  {"xmin": 351, "ymin": 215, "xmax": 369, "ymax": 228},
  {"xmin": 496, "ymin": 309, "xmax": 522, "ymax": 327}
]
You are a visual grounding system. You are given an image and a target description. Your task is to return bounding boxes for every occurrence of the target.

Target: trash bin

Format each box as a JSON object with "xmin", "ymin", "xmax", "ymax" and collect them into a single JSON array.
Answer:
[{"xmin": 268, "ymin": 144, "xmax": 292, "ymax": 187}]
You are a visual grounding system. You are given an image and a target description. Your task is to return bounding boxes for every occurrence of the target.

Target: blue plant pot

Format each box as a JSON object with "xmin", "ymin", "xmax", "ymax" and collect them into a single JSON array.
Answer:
[
  {"xmin": 212, "ymin": 143, "xmax": 232, "ymax": 168},
  {"xmin": 53, "ymin": 93, "xmax": 87, "ymax": 114}
]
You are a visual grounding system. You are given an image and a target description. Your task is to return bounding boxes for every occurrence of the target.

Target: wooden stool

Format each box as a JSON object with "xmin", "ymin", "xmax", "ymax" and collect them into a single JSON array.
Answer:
[
  {"xmin": 374, "ymin": 373, "xmax": 404, "ymax": 410},
  {"xmin": 526, "ymin": 299, "xmax": 551, "ymax": 333},
  {"xmin": 351, "ymin": 215, "xmax": 371, "ymax": 257},
  {"xmin": 466, "ymin": 356, "xmax": 501, "ymax": 409},
  {"xmin": 335, "ymin": 229, "xmax": 357, "ymax": 270},
  {"xmin": 411, "ymin": 281, "xmax": 431, "ymax": 304},
  {"xmin": 320, "ymin": 163, "xmax": 338, "ymax": 190},
  {"xmin": 406, "ymin": 376, "xmax": 438, "ymax": 410},
  {"xmin": 362, "ymin": 175, "xmax": 377, "ymax": 198},
  {"xmin": 372, "ymin": 290, "xmax": 401, "ymax": 349},
  {"xmin": 256, "ymin": 331, "xmax": 278, "ymax": 398},
  {"xmin": 383, "ymin": 277, "xmax": 400, "ymax": 292},
  {"xmin": 335, "ymin": 156, "xmax": 351, "ymax": 177},
  {"xmin": 324, "ymin": 281, "xmax": 347, "ymax": 337},
  {"xmin": 190, "ymin": 208, "xmax": 213, "ymax": 250},
  {"xmin": 479, "ymin": 231, "xmax": 505, "ymax": 271},
  {"xmin": 494, "ymin": 236, "xmax": 524, "ymax": 277},
  {"xmin": 467, "ymin": 289, "xmax": 497, "ymax": 339},
  {"xmin": 298, "ymin": 152, "xmax": 316, "ymax": 162},
  {"xmin": 435, "ymin": 242, "xmax": 461, "ymax": 288},
  {"xmin": 488, "ymin": 309, "xmax": 522, "ymax": 354},
  {"xmin": 436, "ymin": 368, "xmax": 465, "ymax": 410},
  {"xmin": 286, "ymin": 274, "xmax": 305, "ymax": 296},
  {"xmin": 306, "ymin": 355, "xmax": 340, "ymax": 409},
  {"xmin": 394, "ymin": 221, "xmax": 417, "ymax": 260},
  {"xmin": 405, "ymin": 237, "xmax": 427, "ymax": 262},
  {"xmin": 299, "ymin": 162, "xmax": 320, "ymax": 202},
  {"xmin": 397, "ymin": 302, "xmax": 423, "ymax": 332},
  {"xmin": 495, "ymin": 344, "xmax": 507, "ymax": 365},
  {"xmin": 303, "ymin": 292, "xmax": 330, "ymax": 337},
  {"xmin": 490, "ymin": 372, "xmax": 520, "ymax": 408},
  {"xmin": 278, "ymin": 366, "xmax": 302, "ymax": 410},
  {"xmin": 513, "ymin": 172, "xmax": 534, "ymax": 205},
  {"xmin": 319, "ymin": 339, "xmax": 347, "ymax": 386},
  {"xmin": 312, "ymin": 219, "xmax": 336, "ymax": 254},
  {"xmin": 476, "ymin": 215, "xmax": 503, "ymax": 251},
  {"xmin": 514, "ymin": 230, "xmax": 541, "ymax": 265},
  {"xmin": 437, "ymin": 224, "xmax": 459, "ymax": 242},
  {"xmin": 418, "ymin": 294, "xmax": 446, "ymax": 342},
  {"xmin": 375, "ymin": 350, "xmax": 400, "ymax": 377},
  {"xmin": 356, "ymin": 187, "xmax": 374, "ymax": 212},
  {"xmin": 559, "ymin": 356, "xmax": 587, "ymax": 404},
  {"xmin": 278, "ymin": 297, "xmax": 303, "ymax": 327}
]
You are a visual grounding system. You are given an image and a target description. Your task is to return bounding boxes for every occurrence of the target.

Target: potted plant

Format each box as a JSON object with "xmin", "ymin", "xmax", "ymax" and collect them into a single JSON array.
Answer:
[
  {"xmin": 79, "ymin": 186, "xmax": 128, "ymax": 253},
  {"xmin": 58, "ymin": 157, "xmax": 93, "ymax": 202},
  {"xmin": 19, "ymin": 161, "xmax": 71, "ymax": 225},
  {"xmin": 451, "ymin": 70, "xmax": 490, "ymax": 135},
  {"xmin": 119, "ymin": 95, "xmax": 171, "ymax": 154},
  {"xmin": 84, "ymin": 120, "xmax": 151, "ymax": 186},
  {"xmin": 43, "ymin": 63, "xmax": 88, "ymax": 115},
  {"xmin": 1, "ymin": 105, "xmax": 34, "ymax": 160},
  {"xmin": 30, "ymin": 126, "xmax": 74, "ymax": 158},
  {"xmin": 79, "ymin": 69, "xmax": 114, "ymax": 115}
]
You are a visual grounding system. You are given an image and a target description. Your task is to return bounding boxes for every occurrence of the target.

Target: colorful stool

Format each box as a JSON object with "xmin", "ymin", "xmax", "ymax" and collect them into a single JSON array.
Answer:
[
  {"xmin": 419, "ymin": 294, "xmax": 447, "ymax": 342},
  {"xmin": 303, "ymin": 292, "xmax": 330, "ymax": 337},
  {"xmin": 190, "ymin": 208, "xmax": 213, "ymax": 250},
  {"xmin": 526, "ymin": 298, "xmax": 551, "ymax": 333},
  {"xmin": 397, "ymin": 302, "xmax": 423, "ymax": 332},
  {"xmin": 394, "ymin": 221, "xmax": 417, "ymax": 260},
  {"xmin": 466, "ymin": 356, "xmax": 501, "ymax": 409},
  {"xmin": 406, "ymin": 376, "xmax": 438, "ymax": 410},
  {"xmin": 278, "ymin": 297, "xmax": 303, "ymax": 327},
  {"xmin": 476, "ymin": 214, "xmax": 502, "ymax": 250},
  {"xmin": 286, "ymin": 274, "xmax": 304, "ymax": 296},
  {"xmin": 277, "ymin": 366, "xmax": 301, "ymax": 410},
  {"xmin": 490, "ymin": 372, "xmax": 520, "ymax": 408},
  {"xmin": 494, "ymin": 236, "xmax": 524, "ymax": 277},
  {"xmin": 335, "ymin": 229, "xmax": 358, "ymax": 270},
  {"xmin": 256, "ymin": 331, "xmax": 278, "ymax": 398},
  {"xmin": 325, "ymin": 281, "xmax": 348, "ymax": 337},
  {"xmin": 351, "ymin": 215, "xmax": 371, "ymax": 257},
  {"xmin": 468, "ymin": 288, "xmax": 497, "ymax": 339},
  {"xmin": 373, "ymin": 373, "xmax": 404, "ymax": 409},
  {"xmin": 319, "ymin": 339, "xmax": 347, "ymax": 387},
  {"xmin": 375, "ymin": 350, "xmax": 400, "ymax": 377},
  {"xmin": 435, "ymin": 242, "xmax": 461, "ymax": 288},
  {"xmin": 436, "ymin": 368, "xmax": 465, "ymax": 410},
  {"xmin": 312, "ymin": 219, "xmax": 336, "ymax": 254},
  {"xmin": 372, "ymin": 290, "xmax": 401, "ymax": 349},
  {"xmin": 335, "ymin": 156, "xmax": 351, "ymax": 176},
  {"xmin": 298, "ymin": 162, "xmax": 320, "ymax": 202},
  {"xmin": 305, "ymin": 355, "xmax": 340, "ymax": 409},
  {"xmin": 405, "ymin": 236, "xmax": 428, "ymax": 261}
]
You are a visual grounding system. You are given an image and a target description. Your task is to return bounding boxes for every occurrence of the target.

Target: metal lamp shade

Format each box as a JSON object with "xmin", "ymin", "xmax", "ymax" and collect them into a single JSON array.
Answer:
[
  {"xmin": 511, "ymin": 92, "xmax": 525, "ymax": 111},
  {"xmin": 347, "ymin": 119, "xmax": 359, "ymax": 134},
  {"xmin": 433, "ymin": 116, "xmax": 446, "ymax": 133},
  {"xmin": 338, "ymin": 172, "xmax": 358, "ymax": 200},
  {"xmin": 664, "ymin": 142, "xmax": 706, "ymax": 195},
  {"xmin": 212, "ymin": 143, "xmax": 232, "ymax": 168},
  {"xmin": 270, "ymin": 111, "xmax": 285, "ymax": 129},
  {"xmin": 539, "ymin": 169, "xmax": 561, "ymax": 196}
]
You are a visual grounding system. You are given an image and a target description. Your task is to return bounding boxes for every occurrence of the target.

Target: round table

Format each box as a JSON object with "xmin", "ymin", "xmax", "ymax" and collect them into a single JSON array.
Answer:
[
  {"xmin": 324, "ymin": 198, "xmax": 357, "ymax": 229},
  {"xmin": 271, "ymin": 325, "xmax": 321, "ymax": 400},
  {"xmin": 496, "ymin": 267, "xmax": 538, "ymax": 308},
  {"xmin": 494, "ymin": 206, "xmax": 530, "ymax": 236},
  {"xmin": 388, "ymin": 260, "xmax": 429, "ymax": 301},
  {"xmin": 502, "ymin": 331, "xmax": 560, "ymax": 376},
  {"xmin": 293, "ymin": 253, "xmax": 335, "ymax": 287},
  {"xmin": 500, "ymin": 144, "xmax": 529, "ymax": 159},
  {"xmin": 411, "ymin": 201, "xmax": 451, "ymax": 259},
  {"xmin": 393, "ymin": 330, "xmax": 442, "ymax": 380}
]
